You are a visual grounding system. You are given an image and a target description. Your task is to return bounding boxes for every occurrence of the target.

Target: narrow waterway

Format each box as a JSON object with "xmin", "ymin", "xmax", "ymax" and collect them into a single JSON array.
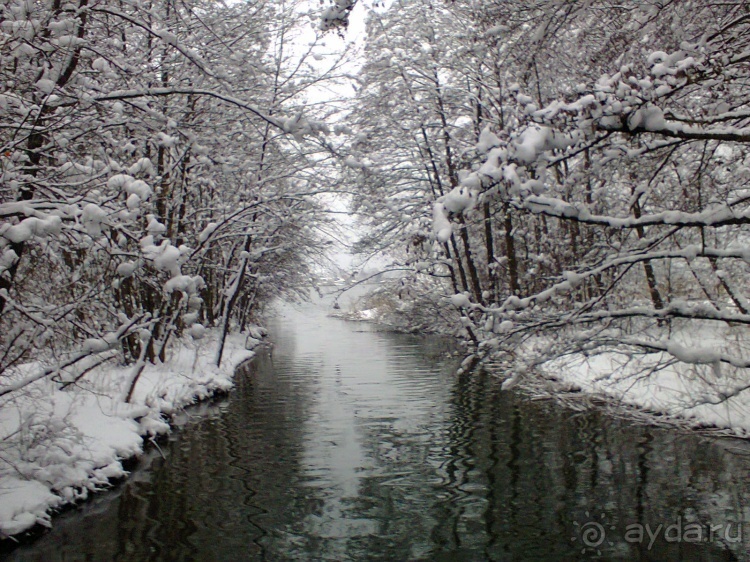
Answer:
[{"xmin": 3, "ymin": 301, "xmax": 750, "ymax": 561}]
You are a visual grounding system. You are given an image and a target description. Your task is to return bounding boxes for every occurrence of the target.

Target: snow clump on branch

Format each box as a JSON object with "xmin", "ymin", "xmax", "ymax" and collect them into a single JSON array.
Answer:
[{"xmin": 319, "ymin": 0, "xmax": 356, "ymax": 32}]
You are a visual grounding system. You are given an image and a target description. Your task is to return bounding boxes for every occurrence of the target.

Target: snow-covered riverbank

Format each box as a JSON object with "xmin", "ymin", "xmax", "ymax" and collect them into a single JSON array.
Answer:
[
  {"xmin": 0, "ymin": 330, "xmax": 256, "ymax": 540},
  {"xmin": 495, "ymin": 320, "xmax": 750, "ymax": 439}
]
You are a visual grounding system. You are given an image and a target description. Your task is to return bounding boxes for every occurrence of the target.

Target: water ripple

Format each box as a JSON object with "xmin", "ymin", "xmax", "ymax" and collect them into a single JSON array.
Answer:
[{"xmin": 4, "ymin": 301, "xmax": 750, "ymax": 561}]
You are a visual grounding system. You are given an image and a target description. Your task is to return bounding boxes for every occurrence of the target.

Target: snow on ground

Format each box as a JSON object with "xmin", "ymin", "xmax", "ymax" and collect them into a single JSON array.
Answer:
[
  {"xmin": 332, "ymin": 307, "xmax": 378, "ymax": 321},
  {"xmin": 0, "ymin": 329, "xmax": 256, "ymax": 539},
  {"xmin": 538, "ymin": 321, "xmax": 750, "ymax": 437}
]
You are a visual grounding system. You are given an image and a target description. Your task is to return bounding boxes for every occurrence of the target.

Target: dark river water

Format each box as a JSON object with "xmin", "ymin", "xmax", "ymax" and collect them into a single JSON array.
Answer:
[{"xmin": 3, "ymin": 301, "xmax": 750, "ymax": 561}]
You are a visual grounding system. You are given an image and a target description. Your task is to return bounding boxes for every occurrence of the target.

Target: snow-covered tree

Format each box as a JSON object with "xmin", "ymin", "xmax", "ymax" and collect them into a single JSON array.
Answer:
[
  {"xmin": 0, "ymin": 0, "xmax": 343, "ymax": 397},
  {"xmin": 343, "ymin": 0, "xmax": 750, "ymax": 400}
]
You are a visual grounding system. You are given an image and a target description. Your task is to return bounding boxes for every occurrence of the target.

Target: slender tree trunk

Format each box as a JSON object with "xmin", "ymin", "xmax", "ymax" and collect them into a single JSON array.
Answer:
[
  {"xmin": 632, "ymin": 198, "xmax": 664, "ymax": 310},
  {"xmin": 458, "ymin": 215, "xmax": 484, "ymax": 305},
  {"xmin": 504, "ymin": 203, "xmax": 520, "ymax": 296},
  {"xmin": 441, "ymin": 242, "xmax": 460, "ymax": 294},
  {"xmin": 708, "ymin": 256, "xmax": 748, "ymax": 314},
  {"xmin": 483, "ymin": 201, "xmax": 497, "ymax": 303},
  {"xmin": 215, "ymin": 234, "xmax": 252, "ymax": 367},
  {"xmin": 449, "ymin": 235, "xmax": 469, "ymax": 293}
]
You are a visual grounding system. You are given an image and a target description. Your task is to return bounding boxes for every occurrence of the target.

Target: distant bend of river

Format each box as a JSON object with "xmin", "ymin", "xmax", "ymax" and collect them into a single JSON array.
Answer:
[{"xmin": 3, "ymin": 300, "xmax": 749, "ymax": 561}]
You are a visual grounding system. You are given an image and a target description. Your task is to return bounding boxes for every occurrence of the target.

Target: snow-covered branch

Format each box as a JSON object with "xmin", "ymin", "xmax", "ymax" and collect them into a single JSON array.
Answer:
[
  {"xmin": 95, "ymin": 88, "xmax": 285, "ymax": 131},
  {"xmin": 0, "ymin": 314, "xmax": 146, "ymax": 399},
  {"xmin": 519, "ymin": 196, "xmax": 750, "ymax": 229}
]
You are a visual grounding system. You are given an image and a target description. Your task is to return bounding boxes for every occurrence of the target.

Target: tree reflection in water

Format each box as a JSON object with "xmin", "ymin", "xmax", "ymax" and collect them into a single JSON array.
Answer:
[{"xmin": 4, "ymin": 303, "xmax": 748, "ymax": 561}]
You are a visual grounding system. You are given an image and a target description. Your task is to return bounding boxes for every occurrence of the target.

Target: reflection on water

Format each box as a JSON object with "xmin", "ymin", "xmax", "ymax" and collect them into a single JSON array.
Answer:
[{"xmin": 3, "ymin": 301, "xmax": 750, "ymax": 561}]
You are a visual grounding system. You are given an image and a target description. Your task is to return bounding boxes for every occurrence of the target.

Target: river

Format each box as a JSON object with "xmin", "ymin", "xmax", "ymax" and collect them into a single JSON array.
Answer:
[{"xmin": 2, "ymin": 300, "xmax": 749, "ymax": 561}]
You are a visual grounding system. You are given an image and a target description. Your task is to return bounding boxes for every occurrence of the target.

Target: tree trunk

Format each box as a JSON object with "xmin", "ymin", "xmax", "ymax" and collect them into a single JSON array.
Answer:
[
  {"xmin": 483, "ymin": 201, "xmax": 498, "ymax": 303},
  {"xmin": 504, "ymin": 203, "xmax": 520, "ymax": 296},
  {"xmin": 632, "ymin": 198, "xmax": 664, "ymax": 310},
  {"xmin": 449, "ymin": 235, "xmax": 469, "ymax": 293},
  {"xmin": 215, "ymin": 234, "xmax": 252, "ymax": 367},
  {"xmin": 458, "ymin": 215, "xmax": 484, "ymax": 305}
]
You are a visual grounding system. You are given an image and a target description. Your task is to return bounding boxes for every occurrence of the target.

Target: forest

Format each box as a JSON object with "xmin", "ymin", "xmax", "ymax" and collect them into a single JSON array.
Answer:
[
  {"xmin": 1, "ymin": 0, "xmax": 750, "ymax": 540},
  {"xmin": 340, "ymin": 0, "xmax": 750, "ymax": 404},
  {"xmin": 0, "ymin": 0, "xmax": 349, "ymax": 393}
]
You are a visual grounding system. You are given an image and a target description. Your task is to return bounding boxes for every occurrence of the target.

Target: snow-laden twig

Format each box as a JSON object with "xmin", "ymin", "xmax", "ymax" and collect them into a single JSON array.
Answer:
[{"xmin": 0, "ymin": 315, "xmax": 145, "ymax": 399}]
